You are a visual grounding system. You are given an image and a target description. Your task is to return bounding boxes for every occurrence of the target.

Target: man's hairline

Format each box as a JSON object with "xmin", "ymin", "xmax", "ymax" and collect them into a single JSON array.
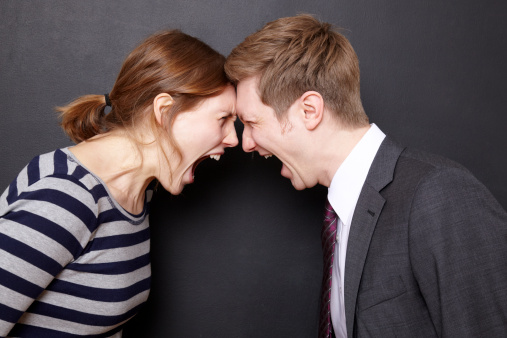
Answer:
[{"xmin": 235, "ymin": 73, "xmax": 296, "ymax": 125}]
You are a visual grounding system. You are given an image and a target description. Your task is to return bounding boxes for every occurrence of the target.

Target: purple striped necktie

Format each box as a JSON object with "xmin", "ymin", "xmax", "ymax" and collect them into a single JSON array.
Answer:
[{"xmin": 319, "ymin": 199, "xmax": 338, "ymax": 338}]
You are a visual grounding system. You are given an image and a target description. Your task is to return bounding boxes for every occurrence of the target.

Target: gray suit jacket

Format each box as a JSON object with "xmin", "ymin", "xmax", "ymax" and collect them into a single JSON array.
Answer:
[{"xmin": 344, "ymin": 137, "xmax": 507, "ymax": 337}]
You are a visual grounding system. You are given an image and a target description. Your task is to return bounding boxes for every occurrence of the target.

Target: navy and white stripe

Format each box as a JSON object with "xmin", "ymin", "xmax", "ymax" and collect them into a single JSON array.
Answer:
[{"xmin": 0, "ymin": 148, "xmax": 152, "ymax": 337}]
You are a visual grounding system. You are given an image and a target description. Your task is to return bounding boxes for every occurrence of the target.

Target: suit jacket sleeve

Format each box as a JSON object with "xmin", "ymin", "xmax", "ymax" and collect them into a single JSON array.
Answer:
[{"xmin": 408, "ymin": 166, "xmax": 507, "ymax": 337}]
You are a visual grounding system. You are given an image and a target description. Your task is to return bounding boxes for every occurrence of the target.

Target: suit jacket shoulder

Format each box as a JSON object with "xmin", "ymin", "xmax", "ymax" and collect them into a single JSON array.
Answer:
[{"xmin": 345, "ymin": 136, "xmax": 507, "ymax": 337}]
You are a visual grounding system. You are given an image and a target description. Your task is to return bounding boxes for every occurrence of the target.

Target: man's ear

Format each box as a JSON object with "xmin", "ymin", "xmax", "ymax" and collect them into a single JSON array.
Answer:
[
  {"xmin": 153, "ymin": 93, "xmax": 174, "ymax": 126},
  {"xmin": 300, "ymin": 91, "xmax": 324, "ymax": 131}
]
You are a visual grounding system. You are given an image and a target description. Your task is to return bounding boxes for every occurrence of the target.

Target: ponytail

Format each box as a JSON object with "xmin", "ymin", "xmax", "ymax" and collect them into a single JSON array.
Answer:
[
  {"xmin": 57, "ymin": 30, "xmax": 229, "ymax": 147},
  {"xmin": 57, "ymin": 94, "xmax": 109, "ymax": 143}
]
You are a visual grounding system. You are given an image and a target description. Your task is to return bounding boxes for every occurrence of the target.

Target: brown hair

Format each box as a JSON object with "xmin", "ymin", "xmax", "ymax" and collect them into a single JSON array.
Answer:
[
  {"xmin": 225, "ymin": 14, "xmax": 368, "ymax": 127},
  {"xmin": 58, "ymin": 30, "xmax": 229, "ymax": 150}
]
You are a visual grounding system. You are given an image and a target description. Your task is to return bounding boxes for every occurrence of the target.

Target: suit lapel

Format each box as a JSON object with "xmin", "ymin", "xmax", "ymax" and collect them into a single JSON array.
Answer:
[{"xmin": 344, "ymin": 137, "xmax": 405, "ymax": 335}]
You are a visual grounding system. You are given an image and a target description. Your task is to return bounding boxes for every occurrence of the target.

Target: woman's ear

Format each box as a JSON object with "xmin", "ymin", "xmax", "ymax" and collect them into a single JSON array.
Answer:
[
  {"xmin": 153, "ymin": 93, "xmax": 174, "ymax": 126},
  {"xmin": 300, "ymin": 91, "xmax": 324, "ymax": 131}
]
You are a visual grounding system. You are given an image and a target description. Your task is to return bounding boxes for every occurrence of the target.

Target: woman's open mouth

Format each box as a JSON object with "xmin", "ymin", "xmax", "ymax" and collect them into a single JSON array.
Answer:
[{"xmin": 190, "ymin": 154, "xmax": 222, "ymax": 181}]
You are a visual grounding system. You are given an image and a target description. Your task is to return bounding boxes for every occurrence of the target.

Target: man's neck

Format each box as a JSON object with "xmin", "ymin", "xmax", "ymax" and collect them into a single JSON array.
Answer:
[{"xmin": 316, "ymin": 124, "xmax": 371, "ymax": 188}]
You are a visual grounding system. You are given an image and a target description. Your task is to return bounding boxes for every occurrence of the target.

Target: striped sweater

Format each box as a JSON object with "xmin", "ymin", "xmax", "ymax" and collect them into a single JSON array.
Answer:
[{"xmin": 0, "ymin": 148, "xmax": 152, "ymax": 337}]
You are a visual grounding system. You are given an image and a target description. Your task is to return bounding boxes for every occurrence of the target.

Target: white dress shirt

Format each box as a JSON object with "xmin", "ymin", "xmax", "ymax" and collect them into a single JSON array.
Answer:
[{"xmin": 327, "ymin": 124, "xmax": 386, "ymax": 337}]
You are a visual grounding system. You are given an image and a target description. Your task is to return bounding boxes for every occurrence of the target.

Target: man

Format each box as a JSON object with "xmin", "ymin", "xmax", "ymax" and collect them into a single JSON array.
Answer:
[{"xmin": 225, "ymin": 14, "xmax": 507, "ymax": 337}]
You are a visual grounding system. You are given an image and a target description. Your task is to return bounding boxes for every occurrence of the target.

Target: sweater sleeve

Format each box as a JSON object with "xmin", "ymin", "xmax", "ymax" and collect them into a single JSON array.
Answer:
[{"xmin": 0, "ymin": 175, "xmax": 97, "ymax": 336}]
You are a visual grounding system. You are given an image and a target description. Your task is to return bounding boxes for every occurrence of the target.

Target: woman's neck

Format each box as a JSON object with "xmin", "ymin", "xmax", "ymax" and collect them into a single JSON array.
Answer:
[{"xmin": 69, "ymin": 131, "xmax": 160, "ymax": 214}]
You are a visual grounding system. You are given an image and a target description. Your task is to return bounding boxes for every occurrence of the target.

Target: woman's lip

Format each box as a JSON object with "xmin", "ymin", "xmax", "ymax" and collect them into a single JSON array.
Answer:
[
  {"xmin": 188, "ymin": 152, "xmax": 225, "ymax": 184},
  {"xmin": 191, "ymin": 156, "xmax": 208, "ymax": 176},
  {"xmin": 190, "ymin": 153, "xmax": 223, "ymax": 175},
  {"xmin": 209, "ymin": 153, "xmax": 224, "ymax": 161}
]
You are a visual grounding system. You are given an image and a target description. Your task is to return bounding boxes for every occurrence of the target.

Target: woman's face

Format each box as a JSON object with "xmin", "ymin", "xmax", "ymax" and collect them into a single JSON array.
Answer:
[{"xmin": 166, "ymin": 85, "xmax": 238, "ymax": 194}]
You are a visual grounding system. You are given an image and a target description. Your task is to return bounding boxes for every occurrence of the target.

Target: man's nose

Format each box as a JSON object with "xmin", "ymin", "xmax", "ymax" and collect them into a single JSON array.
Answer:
[{"xmin": 242, "ymin": 129, "xmax": 256, "ymax": 152}]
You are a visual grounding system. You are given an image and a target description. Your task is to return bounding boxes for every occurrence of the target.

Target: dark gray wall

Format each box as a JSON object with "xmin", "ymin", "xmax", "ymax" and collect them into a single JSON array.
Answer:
[{"xmin": 1, "ymin": 1, "xmax": 506, "ymax": 337}]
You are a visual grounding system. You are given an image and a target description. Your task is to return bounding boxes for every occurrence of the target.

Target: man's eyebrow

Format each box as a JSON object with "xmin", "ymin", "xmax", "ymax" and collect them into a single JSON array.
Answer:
[
  {"xmin": 236, "ymin": 110, "xmax": 245, "ymax": 121},
  {"xmin": 238, "ymin": 114, "xmax": 253, "ymax": 124}
]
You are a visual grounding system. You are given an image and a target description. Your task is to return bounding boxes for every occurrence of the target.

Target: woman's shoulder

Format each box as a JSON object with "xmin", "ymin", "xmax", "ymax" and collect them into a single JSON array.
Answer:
[
  {"xmin": 0, "ymin": 148, "xmax": 106, "ymax": 240},
  {"xmin": 1, "ymin": 148, "xmax": 105, "ymax": 212},
  {"xmin": 2, "ymin": 147, "xmax": 154, "ymax": 224}
]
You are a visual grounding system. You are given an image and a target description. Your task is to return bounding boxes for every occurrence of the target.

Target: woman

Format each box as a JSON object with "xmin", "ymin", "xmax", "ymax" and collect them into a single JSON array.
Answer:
[{"xmin": 0, "ymin": 30, "xmax": 238, "ymax": 337}]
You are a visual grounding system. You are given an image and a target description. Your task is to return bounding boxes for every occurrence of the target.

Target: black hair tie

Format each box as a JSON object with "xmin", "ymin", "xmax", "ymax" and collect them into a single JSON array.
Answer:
[{"xmin": 104, "ymin": 93, "xmax": 112, "ymax": 107}]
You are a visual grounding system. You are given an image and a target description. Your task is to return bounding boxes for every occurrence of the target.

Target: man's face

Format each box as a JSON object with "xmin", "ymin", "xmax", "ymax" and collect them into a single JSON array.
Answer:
[{"xmin": 236, "ymin": 77, "xmax": 315, "ymax": 190}]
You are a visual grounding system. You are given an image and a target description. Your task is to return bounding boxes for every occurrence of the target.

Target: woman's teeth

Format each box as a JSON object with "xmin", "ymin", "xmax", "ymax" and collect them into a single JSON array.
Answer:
[
  {"xmin": 264, "ymin": 155, "xmax": 272, "ymax": 159},
  {"xmin": 210, "ymin": 154, "xmax": 221, "ymax": 161}
]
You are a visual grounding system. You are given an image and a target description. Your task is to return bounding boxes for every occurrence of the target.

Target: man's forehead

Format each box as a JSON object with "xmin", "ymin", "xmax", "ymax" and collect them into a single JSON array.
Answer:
[
  {"xmin": 236, "ymin": 76, "xmax": 265, "ymax": 119},
  {"xmin": 234, "ymin": 96, "xmax": 246, "ymax": 118},
  {"xmin": 235, "ymin": 92, "xmax": 253, "ymax": 117},
  {"xmin": 236, "ymin": 107, "xmax": 252, "ymax": 121},
  {"xmin": 237, "ymin": 76, "xmax": 261, "ymax": 98}
]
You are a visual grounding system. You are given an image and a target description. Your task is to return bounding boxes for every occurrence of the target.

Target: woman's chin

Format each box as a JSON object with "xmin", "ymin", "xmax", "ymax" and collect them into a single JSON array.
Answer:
[
  {"xmin": 159, "ymin": 175, "xmax": 187, "ymax": 195},
  {"xmin": 166, "ymin": 182, "xmax": 185, "ymax": 195},
  {"xmin": 164, "ymin": 163, "xmax": 200, "ymax": 195},
  {"xmin": 176, "ymin": 168, "xmax": 195, "ymax": 193}
]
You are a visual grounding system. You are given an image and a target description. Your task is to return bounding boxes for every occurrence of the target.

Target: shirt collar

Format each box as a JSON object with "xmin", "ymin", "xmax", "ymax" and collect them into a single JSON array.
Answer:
[{"xmin": 328, "ymin": 124, "xmax": 386, "ymax": 226}]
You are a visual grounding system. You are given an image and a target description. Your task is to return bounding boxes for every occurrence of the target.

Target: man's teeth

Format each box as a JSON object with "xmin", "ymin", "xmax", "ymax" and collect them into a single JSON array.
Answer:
[
  {"xmin": 264, "ymin": 155, "xmax": 272, "ymax": 159},
  {"xmin": 210, "ymin": 154, "xmax": 221, "ymax": 161}
]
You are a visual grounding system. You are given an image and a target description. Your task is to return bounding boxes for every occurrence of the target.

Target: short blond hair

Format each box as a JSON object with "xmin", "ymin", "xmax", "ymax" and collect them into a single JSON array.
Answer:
[{"xmin": 225, "ymin": 14, "xmax": 368, "ymax": 127}]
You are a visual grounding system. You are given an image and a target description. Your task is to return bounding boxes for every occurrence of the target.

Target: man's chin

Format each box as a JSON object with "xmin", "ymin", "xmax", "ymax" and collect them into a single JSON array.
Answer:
[
  {"xmin": 290, "ymin": 177, "xmax": 319, "ymax": 191},
  {"xmin": 289, "ymin": 178, "xmax": 308, "ymax": 191},
  {"xmin": 281, "ymin": 166, "xmax": 310, "ymax": 190}
]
